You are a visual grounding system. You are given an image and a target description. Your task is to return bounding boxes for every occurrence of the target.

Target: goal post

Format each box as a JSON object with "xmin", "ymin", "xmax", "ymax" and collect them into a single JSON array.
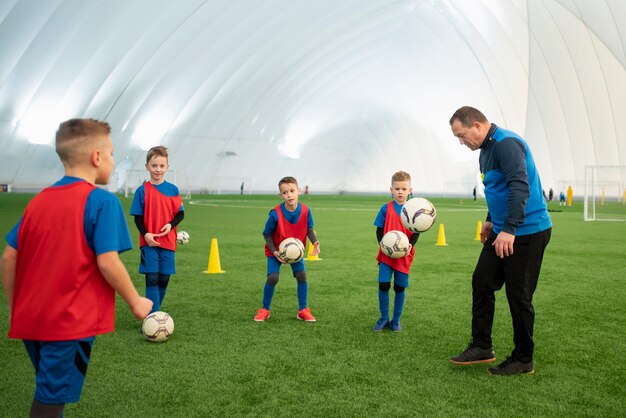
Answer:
[{"xmin": 583, "ymin": 165, "xmax": 626, "ymax": 222}]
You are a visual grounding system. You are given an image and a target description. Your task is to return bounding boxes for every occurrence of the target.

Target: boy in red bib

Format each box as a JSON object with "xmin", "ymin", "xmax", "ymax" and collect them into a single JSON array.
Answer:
[
  {"xmin": 130, "ymin": 146, "xmax": 184, "ymax": 314},
  {"xmin": 254, "ymin": 177, "xmax": 320, "ymax": 322},
  {"xmin": 1, "ymin": 119, "xmax": 152, "ymax": 418},
  {"xmin": 373, "ymin": 171, "xmax": 420, "ymax": 332}
]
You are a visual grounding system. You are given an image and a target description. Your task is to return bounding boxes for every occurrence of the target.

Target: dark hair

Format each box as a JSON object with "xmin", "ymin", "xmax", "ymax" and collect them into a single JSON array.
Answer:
[
  {"xmin": 146, "ymin": 146, "xmax": 169, "ymax": 163},
  {"xmin": 278, "ymin": 176, "xmax": 298, "ymax": 188},
  {"xmin": 449, "ymin": 106, "xmax": 488, "ymax": 127}
]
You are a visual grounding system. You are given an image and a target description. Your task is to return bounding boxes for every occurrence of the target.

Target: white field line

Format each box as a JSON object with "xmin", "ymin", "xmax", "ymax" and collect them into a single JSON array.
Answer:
[{"xmin": 188, "ymin": 200, "xmax": 486, "ymax": 212}]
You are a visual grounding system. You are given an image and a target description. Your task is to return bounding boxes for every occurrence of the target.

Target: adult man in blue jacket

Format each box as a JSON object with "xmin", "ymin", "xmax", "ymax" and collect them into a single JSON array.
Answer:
[{"xmin": 448, "ymin": 106, "xmax": 552, "ymax": 376}]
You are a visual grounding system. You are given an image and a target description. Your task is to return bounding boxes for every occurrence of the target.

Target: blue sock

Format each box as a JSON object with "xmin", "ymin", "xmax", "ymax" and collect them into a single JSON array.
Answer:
[
  {"xmin": 262, "ymin": 283, "xmax": 276, "ymax": 310},
  {"xmin": 378, "ymin": 290, "xmax": 390, "ymax": 321},
  {"xmin": 297, "ymin": 281, "xmax": 308, "ymax": 310},
  {"xmin": 392, "ymin": 291, "xmax": 405, "ymax": 323},
  {"xmin": 146, "ymin": 273, "xmax": 160, "ymax": 313},
  {"xmin": 146, "ymin": 286, "xmax": 160, "ymax": 313},
  {"xmin": 158, "ymin": 274, "xmax": 170, "ymax": 306}
]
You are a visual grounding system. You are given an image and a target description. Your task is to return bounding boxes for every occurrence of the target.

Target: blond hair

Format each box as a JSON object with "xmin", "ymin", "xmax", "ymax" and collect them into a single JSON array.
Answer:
[
  {"xmin": 55, "ymin": 119, "xmax": 111, "ymax": 166},
  {"xmin": 391, "ymin": 171, "xmax": 411, "ymax": 184}
]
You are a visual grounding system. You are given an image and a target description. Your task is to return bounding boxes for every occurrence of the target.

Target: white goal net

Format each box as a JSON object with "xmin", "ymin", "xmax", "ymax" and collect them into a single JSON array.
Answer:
[{"xmin": 583, "ymin": 165, "xmax": 626, "ymax": 221}]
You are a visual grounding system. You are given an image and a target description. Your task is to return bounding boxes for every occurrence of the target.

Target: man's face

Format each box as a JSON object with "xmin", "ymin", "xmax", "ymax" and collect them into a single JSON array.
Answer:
[{"xmin": 451, "ymin": 120, "xmax": 484, "ymax": 151}]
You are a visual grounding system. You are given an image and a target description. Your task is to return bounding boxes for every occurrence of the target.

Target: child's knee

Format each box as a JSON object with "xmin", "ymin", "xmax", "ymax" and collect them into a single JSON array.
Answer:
[
  {"xmin": 145, "ymin": 273, "xmax": 159, "ymax": 286},
  {"xmin": 379, "ymin": 282, "xmax": 391, "ymax": 292},
  {"xmin": 266, "ymin": 273, "xmax": 279, "ymax": 286},
  {"xmin": 294, "ymin": 271, "xmax": 307, "ymax": 283},
  {"xmin": 393, "ymin": 284, "xmax": 405, "ymax": 293}
]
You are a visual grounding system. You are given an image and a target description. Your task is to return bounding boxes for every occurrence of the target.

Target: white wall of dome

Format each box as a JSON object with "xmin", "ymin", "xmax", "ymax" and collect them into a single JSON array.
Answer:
[{"xmin": 0, "ymin": 0, "xmax": 624, "ymax": 194}]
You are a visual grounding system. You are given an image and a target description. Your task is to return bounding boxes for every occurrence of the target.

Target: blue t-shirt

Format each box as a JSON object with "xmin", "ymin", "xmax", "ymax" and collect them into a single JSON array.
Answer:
[
  {"xmin": 5, "ymin": 177, "xmax": 132, "ymax": 255},
  {"xmin": 373, "ymin": 201, "xmax": 404, "ymax": 228},
  {"xmin": 129, "ymin": 181, "xmax": 184, "ymax": 216},
  {"xmin": 263, "ymin": 202, "xmax": 314, "ymax": 235}
]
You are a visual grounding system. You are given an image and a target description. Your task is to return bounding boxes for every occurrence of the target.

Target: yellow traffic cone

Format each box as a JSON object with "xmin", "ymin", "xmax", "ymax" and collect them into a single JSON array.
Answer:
[
  {"xmin": 435, "ymin": 224, "xmax": 448, "ymax": 246},
  {"xmin": 305, "ymin": 242, "xmax": 321, "ymax": 261},
  {"xmin": 475, "ymin": 220, "xmax": 482, "ymax": 241},
  {"xmin": 203, "ymin": 238, "xmax": 225, "ymax": 274}
]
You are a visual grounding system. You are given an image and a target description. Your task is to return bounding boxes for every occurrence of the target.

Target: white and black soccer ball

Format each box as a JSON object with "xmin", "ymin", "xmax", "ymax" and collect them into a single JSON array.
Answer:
[
  {"xmin": 401, "ymin": 197, "xmax": 437, "ymax": 233},
  {"xmin": 380, "ymin": 230, "xmax": 410, "ymax": 259},
  {"xmin": 278, "ymin": 237, "xmax": 305, "ymax": 264},
  {"xmin": 176, "ymin": 231, "xmax": 190, "ymax": 245},
  {"xmin": 142, "ymin": 311, "xmax": 175, "ymax": 342}
]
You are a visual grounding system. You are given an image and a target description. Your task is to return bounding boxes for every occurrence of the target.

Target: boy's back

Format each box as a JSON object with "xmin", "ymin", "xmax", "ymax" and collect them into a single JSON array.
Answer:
[{"xmin": 10, "ymin": 178, "xmax": 127, "ymax": 340}]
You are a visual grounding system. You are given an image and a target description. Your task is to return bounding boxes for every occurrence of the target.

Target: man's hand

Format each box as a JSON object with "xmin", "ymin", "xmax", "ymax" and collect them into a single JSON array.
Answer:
[
  {"xmin": 480, "ymin": 221, "xmax": 493, "ymax": 244},
  {"xmin": 493, "ymin": 231, "xmax": 515, "ymax": 258}
]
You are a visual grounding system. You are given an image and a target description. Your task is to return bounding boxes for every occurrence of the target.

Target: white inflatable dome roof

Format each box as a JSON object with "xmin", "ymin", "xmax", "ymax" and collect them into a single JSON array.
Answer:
[{"xmin": 1, "ymin": 0, "xmax": 624, "ymax": 194}]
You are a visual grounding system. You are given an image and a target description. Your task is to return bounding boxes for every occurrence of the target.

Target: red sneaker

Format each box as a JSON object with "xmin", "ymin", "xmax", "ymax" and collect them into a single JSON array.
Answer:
[
  {"xmin": 297, "ymin": 307, "xmax": 316, "ymax": 322},
  {"xmin": 254, "ymin": 308, "xmax": 270, "ymax": 322}
]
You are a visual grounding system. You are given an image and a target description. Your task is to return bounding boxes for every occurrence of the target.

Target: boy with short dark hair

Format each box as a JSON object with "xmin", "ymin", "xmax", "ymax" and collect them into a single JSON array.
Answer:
[
  {"xmin": 1, "ymin": 118, "xmax": 152, "ymax": 418},
  {"xmin": 130, "ymin": 146, "xmax": 184, "ymax": 314},
  {"xmin": 254, "ymin": 176, "xmax": 320, "ymax": 322},
  {"xmin": 373, "ymin": 171, "xmax": 419, "ymax": 332}
]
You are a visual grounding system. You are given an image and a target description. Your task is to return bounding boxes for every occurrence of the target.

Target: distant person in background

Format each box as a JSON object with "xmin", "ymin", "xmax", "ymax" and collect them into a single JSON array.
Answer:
[
  {"xmin": 448, "ymin": 106, "xmax": 552, "ymax": 376},
  {"xmin": 372, "ymin": 171, "xmax": 420, "ymax": 332},
  {"xmin": 473, "ymin": 186, "xmax": 477, "ymax": 201},
  {"xmin": 241, "ymin": 181, "xmax": 244, "ymax": 195},
  {"xmin": 130, "ymin": 146, "xmax": 184, "ymax": 314},
  {"xmin": 1, "ymin": 119, "xmax": 152, "ymax": 417},
  {"xmin": 548, "ymin": 188, "xmax": 554, "ymax": 202},
  {"xmin": 559, "ymin": 191, "xmax": 566, "ymax": 206}
]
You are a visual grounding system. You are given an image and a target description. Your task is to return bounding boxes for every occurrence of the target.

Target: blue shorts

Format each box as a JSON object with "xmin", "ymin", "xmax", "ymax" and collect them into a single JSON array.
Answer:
[
  {"xmin": 267, "ymin": 256, "xmax": 305, "ymax": 276},
  {"xmin": 378, "ymin": 262, "xmax": 409, "ymax": 288},
  {"xmin": 24, "ymin": 337, "xmax": 96, "ymax": 404},
  {"xmin": 139, "ymin": 246, "xmax": 176, "ymax": 274}
]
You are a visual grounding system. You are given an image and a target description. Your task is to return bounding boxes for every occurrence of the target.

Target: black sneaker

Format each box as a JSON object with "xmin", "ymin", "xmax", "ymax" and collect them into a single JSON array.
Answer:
[
  {"xmin": 488, "ymin": 356, "xmax": 534, "ymax": 376},
  {"xmin": 449, "ymin": 342, "xmax": 496, "ymax": 364}
]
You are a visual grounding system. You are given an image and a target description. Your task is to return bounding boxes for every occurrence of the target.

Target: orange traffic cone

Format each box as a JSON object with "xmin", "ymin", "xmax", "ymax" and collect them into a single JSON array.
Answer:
[
  {"xmin": 475, "ymin": 220, "xmax": 482, "ymax": 241},
  {"xmin": 435, "ymin": 224, "xmax": 448, "ymax": 247},
  {"xmin": 203, "ymin": 238, "xmax": 225, "ymax": 274},
  {"xmin": 305, "ymin": 242, "xmax": 321, "ymax": 261}
]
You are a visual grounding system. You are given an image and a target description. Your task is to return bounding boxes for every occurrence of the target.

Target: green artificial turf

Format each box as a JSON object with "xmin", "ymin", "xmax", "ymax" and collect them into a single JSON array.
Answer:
[{"xmin": 0, "ymin": 193, "xmax": 624, "ymax": 417}]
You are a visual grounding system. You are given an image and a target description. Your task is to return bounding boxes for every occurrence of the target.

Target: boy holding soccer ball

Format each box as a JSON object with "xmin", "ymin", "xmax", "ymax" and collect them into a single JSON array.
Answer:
[
  {"xmin": 254, "ymin": 176, "xmax": 320, "ymax": 322},
  {"xmin": 1, "ymin": 119, "xmax": 152, "ymax": 417},
  {"xmin": 373, "ymin": 171, "xmax": 420, "ymax": 332},
  {"xmin": 130, "ymin": 146, "xmax": 184, "ymax": 314}
]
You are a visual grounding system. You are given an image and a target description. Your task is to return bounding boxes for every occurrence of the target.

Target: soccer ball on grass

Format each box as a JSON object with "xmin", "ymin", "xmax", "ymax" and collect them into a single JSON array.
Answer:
[
  {"xmin": 142, "ymin": 311, "xmax": 175, "ymax": 342},
  {"xmin": 380, "ymin": 230, "xmax": 410, "ymax": 258},
  {"xmin": 278, "ymin": 237, "xmax": 305, "ymax": 264},
  {"xmin": 401, "ymin": 198, "xmax": 437, "ymax": 233},
  {"xmin": 176, "ymin": 231, "xmax": 190, "ymax": 245}
]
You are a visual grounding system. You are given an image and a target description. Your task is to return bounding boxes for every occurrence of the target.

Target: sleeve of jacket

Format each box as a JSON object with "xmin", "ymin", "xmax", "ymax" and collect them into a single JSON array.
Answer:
[{"xmin": 494, "ymin": 137, "xmax": 529, "ymax": 235}]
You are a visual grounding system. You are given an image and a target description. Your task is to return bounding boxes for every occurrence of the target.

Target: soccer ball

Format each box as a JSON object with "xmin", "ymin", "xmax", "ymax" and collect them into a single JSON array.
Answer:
[
  {"xmin": 176, "ymin": 231, "xmax": 190, "ymax": 245},
  {"xmin": 142, "ymin": 311, "xmax": 175, "ymax": 342},
  {"xmin": 401, "ymin": 197, "xmax": 437, "ymax": 232},
  {"xmin": 278, "ymin": 237, "xmax": 305, "ymax": 264},
  {"xmin": 380, "ymin": 230, "xmax": 410, "ymax": 258}
]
